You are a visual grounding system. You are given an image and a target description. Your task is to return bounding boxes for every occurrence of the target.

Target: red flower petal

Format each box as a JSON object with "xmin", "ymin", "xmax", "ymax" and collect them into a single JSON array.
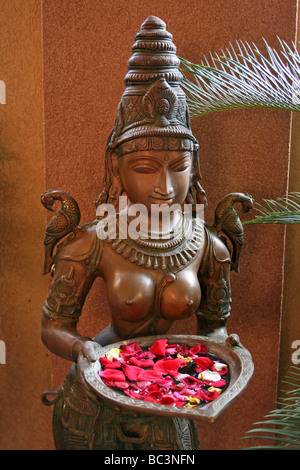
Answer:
[
  {"xmin": 103, "ymin": 360, "xmax": 122, "ymax": 369},
  {"xmin": 211, "ymin": 379, "xmax": 226, "ymax": 387},
  {"xmin": 136, "ymin": 351, "xmax": 156, "ymax": 360},
  {"xmin": 124, "ymin": 389, "xmax": 144, "ymax": 400},
  {"xmin": 144, "ymin": 390, "xmax": 164, "ymax": 403},
  {"xmin": 129, "ymin": 357, "xmax": 155, "ymax": 368},
  {"xmin": 189, "ymin": 344, "xmax": 208, "ymax": 355},
  {"xmin": 153, "ymin": 358, "xmax": 186, "ymax": 374},
  {"xmin": 149, "ymin": 339, "xmax": 168, "ymax": 356},
  {"xmin": 146, "ymin": 383, "xmax": 161, "ymax": 392},
  {"xmin": 211, "ymin": 365, "xmax": 228, "ymax": 375},
  {"xmin": 174, "ymin": 401, "xmax": 186, "ymax": 407},
  {"xmin": 113, "ymin": 381, "xmax": 130, "ymax": 390},
  {"xmin": 181, "ymin": 376, "xmax": 204, "ymax": 388},
  {"xmin": 155, "ymin": 377, "xmax": 174, "ymax": 387},
  {"xmin": 191, "ymin": 388, "xmax": 206, "ymax": 400},
  {"xmin": 99, "ymin": 369, "xmax": 126, "ymax": 381},
  {"xmin": 176, "ymin": 344, "xmax": 189, "ymax": 357},
  {"xmin": 137, "ymin": 369, "xmax": 163, "ymax": 381},
  {"xmin": 159, "ymin": 395, "xmax": 177, "ymax": 406},
  {"xmin": 193, "ymin": 356, "xmax": 214, "ymax": 370},
  {"xmin": 123, "ymin": 364, "xmax": 144, "ymax": 381},
  {"xmin": 203, "ymin": 389, "xmax": 220, "ymax": 403},
  {"xmin": 120, "ymin": 341, "xmax": 142, "ymax": 358},
  {"xmin": 100, "ymin": 357, "xmax": 112, "ymax": 365},
  {"xmin": 136, "ymin": 381, "xmax": 152, "ymax": 389}
]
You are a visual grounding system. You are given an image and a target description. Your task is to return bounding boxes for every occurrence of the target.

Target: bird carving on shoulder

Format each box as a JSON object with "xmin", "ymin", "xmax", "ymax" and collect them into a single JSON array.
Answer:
[
  {"xmin": 209, "ymin": 192, "xmax": 254, "ymax": 272},
  {"xmin": 41, "ymin": 190, "xmax": 81, "ymax": 274}
]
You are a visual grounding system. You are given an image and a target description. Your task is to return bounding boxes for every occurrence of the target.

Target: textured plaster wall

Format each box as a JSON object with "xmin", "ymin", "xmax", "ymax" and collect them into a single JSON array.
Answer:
[
  {"xmin": 41, "ymin": 0, "xmax": 297, "ymax": 450},
  {"xmin": 0, "ymin": 0, "xmax": 53, "ymax": 449},
  {"xmin": 280, "ymin": 7, "xmax": 300, "ymax": 384}
]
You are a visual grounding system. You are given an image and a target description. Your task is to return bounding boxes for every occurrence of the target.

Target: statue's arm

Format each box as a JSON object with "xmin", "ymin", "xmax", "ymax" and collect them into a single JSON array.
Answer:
[
  {"xmin": 41, "ymin": 225, "xmax": 102, "ymax": 362},
  {"xmin": 197, "ymin": 227, "xmax": 232, "ymax": 339}
]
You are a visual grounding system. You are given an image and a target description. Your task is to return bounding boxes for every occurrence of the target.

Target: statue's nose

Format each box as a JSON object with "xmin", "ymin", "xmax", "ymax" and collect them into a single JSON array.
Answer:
[{"xmin": 154, "ymin": 169, "xmax": 174, "ymax": 197}]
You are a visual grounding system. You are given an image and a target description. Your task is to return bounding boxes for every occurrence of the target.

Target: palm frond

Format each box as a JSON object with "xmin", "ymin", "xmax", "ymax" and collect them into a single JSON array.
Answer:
[
  {"xmin": 241, "ymin": 365, "xmax": 300, "ymax": 449},
  {"xmin": 180, "ymin": 38, "xmax": 300, "ymax": 117},
  {"xmin": 242, "ymin": 192, "xmax": 300, "ymax": 225}
]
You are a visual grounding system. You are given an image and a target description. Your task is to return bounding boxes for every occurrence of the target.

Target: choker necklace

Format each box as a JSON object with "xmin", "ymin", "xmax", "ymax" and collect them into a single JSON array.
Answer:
[{"xmin": 106, "ymin": 217, "xmax": 204, "ymax": 272}]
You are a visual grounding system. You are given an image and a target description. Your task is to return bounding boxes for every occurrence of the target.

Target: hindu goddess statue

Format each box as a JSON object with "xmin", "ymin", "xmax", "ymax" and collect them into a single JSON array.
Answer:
[{"xmin": 40, "ymin": 16, "xmax": 253, "ymax": 450}]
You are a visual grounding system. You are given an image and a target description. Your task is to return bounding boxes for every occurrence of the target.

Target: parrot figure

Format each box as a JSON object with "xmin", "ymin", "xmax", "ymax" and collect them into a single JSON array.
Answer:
[
  {"xmin": 209, "ymin": 192, "xmax": 254, "ymax": 272},
  {"xmin": 41, "ymin": 190, "xmax": 81, "ymax": 274}
]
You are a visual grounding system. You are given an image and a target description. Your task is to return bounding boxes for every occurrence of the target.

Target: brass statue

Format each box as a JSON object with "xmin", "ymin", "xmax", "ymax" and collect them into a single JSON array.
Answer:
[{"xmin": 41, "ymin": 16, "xmax": 254, "ymax": 450}]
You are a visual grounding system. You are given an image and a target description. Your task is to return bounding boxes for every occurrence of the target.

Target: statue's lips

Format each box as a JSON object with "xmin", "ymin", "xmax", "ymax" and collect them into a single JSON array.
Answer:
[{"xmin": 150, "ymin": 195, "xmax": 175, "ymax": 204}]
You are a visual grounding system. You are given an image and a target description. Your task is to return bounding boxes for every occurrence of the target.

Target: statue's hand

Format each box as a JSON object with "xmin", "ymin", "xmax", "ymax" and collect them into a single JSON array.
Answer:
[
  {"xmin": 76, "ymin": 340, "xmax": 101, "ymax": 401},
  {"xmin": 80, "ymin": 340, "xmax": 98, "ymax": 362}
]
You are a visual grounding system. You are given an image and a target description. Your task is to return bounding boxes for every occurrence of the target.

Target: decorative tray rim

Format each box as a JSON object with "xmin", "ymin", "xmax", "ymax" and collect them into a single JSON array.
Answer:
[{"xmin": 83, "ymin": 334, "xmax": 254, "ymax": 422}]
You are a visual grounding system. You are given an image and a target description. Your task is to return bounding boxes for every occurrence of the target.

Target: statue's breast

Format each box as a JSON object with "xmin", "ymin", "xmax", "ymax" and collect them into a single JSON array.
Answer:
[
  {"xmin": 102, "ymin": 247, "xmax": 201, "ymax": 323},
  {"xmin": 160, "ymin": 268, "xmax": 201, "ymax": 320}
]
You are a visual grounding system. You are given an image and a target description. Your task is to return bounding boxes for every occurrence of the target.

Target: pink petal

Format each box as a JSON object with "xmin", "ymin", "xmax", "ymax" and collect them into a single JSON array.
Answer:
[{"xmin": 165, "ymin": 344, "xmax": 179, "ymax": 355}]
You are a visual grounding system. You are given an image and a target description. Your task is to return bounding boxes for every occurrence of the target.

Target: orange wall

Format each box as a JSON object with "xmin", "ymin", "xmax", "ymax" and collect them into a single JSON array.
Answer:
[
  {"xmin": 0, "ymin": 0, "xmax": 53, "ymax": 449},
  {"xmin": 0, "ymin": 0, "xmax": 298, "ymax": 450},
  {"xmin": 280, "ymin": 6, "xmax": 300, "ymax": 384},
  {"xmin": 41, "ymin": 0, "xmax": 298, "ymax": 450}
]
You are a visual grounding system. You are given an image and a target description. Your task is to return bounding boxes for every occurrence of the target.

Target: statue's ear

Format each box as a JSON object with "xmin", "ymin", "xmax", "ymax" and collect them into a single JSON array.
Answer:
[{"xmin": 111, "ymin": 151, "xmax": 120, "ymax": 177}]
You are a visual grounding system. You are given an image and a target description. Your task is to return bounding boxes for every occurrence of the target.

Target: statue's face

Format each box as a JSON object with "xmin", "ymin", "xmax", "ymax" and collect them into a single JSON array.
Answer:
[{"xmin": 117, "ymin": 149, "xmax": 192, "ymax": 212}]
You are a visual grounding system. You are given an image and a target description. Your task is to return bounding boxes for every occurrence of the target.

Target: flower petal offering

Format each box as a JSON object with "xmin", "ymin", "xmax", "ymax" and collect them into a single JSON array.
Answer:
[{"xmin": 98, "ymin": 339, "xmax": 229, "ymax": 408}]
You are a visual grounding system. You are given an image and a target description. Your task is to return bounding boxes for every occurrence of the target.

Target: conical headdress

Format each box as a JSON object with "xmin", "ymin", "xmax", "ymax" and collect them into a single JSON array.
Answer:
[{"xmin": 108, "ymin": 16, "xmax": 198, "ymax": 152}]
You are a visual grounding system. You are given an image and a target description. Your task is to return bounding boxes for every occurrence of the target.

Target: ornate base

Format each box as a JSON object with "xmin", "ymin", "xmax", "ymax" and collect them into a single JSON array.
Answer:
[{"xmin": 51, "ymin": 365, "xmax": 200, "ymax": 451}]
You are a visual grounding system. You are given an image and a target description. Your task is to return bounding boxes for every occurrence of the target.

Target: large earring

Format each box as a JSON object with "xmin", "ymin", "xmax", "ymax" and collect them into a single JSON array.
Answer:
[{"xmin": 108, "ymin": 151, "xmax": 123, "ymax": 208}]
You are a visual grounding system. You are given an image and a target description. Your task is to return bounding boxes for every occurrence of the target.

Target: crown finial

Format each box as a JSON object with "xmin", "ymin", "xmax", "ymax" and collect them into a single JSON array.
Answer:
[{"xmin": 124, "ymin": 16, "xmax": 182, "ymax": 85}]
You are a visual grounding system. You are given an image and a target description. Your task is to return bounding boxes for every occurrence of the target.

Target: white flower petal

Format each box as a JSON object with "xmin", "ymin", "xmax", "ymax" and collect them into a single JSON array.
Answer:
[
  {"xmin": 213, "ymin": 362, "xmax": 227, "ymax": 371},
  {"xmin": 198, "ymin": 370, "xmax": 221, "ymax": 382}
]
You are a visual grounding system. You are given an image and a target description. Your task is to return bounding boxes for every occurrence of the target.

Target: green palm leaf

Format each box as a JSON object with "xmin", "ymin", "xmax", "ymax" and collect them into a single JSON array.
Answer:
[
  {"xmin": 242, "ymin": 192, "xmax": 300, "ymax": 225},
  {"xmin": 241, "ymin": 365, "xmax": 300, "ymax": 449},
  {"xmin": 180, "ymin": 38, "xmax": 300, "ymax": 117}
]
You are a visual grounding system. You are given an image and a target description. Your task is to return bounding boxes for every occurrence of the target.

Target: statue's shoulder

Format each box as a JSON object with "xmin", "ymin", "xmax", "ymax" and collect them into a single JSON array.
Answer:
[{"xmin": 54, "ymin": 220, "xmax": 103, "ymax": 265}]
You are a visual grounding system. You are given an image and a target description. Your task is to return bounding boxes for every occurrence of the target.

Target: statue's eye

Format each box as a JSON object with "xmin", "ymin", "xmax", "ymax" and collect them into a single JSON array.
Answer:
[
  {"xmin": 133, "ymin": 166, "xmax": 156, "ymax": 174},
  {"xmin": 169, "ymin": 156, "xmax": 191, "ymax": 173},
  {"xmin": 173, "ymin": 162, "xmax": 190, "ymax": 172}
]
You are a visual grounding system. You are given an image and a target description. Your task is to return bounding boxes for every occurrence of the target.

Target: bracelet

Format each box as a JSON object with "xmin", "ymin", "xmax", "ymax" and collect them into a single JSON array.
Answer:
[{"xmin": 70, "ymin": 336, "xmax": 92, "ymax": 362}]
